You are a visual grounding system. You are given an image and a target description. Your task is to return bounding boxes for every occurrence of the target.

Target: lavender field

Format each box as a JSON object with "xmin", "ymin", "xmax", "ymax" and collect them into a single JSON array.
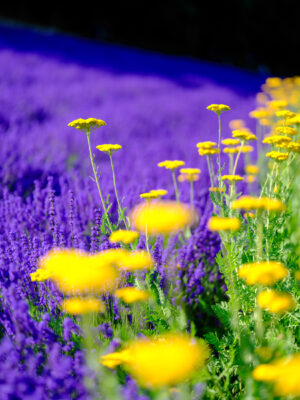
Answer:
[{"xmin": 1, "ymin": 24, "xmax": 299, "ymax": 400}]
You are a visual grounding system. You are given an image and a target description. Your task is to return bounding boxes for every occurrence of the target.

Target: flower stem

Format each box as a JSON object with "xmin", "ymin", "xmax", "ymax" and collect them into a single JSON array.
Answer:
[
  {"xmin": 172, "ymin": 170, "xmax": 180, "ymax": 202},
  {"xmin": 109, "ymin": 154, "xmax": 128, "ymax": 229},
  {"xmin": 86, "ymin": 133, "xmax": 112, "ymax": 233}
]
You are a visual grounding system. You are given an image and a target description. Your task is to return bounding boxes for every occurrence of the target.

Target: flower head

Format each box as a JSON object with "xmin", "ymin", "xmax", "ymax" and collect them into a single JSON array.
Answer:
[
  {"xmin": 223, "ymin": 147, "xmax": 239, "ymax": 154},
  {"xmin": 124, "ymin": 334, "xmax": 209, "ymax": 388},
  {"xmin": 198, "ymin": 148, "xmax": 219, "ymax": 156},
  {"xmin": 275, "ymin": 126, "xmax": 298, "ymax": 136},
  {"xmin": 222, "ymin": 175, "xmax": 244, "ymax": 183},
  {"xmin": 275, "ymin": 110, "xmax": 296, "ymax": 120},
  {"xmin": 30, "ymin": 268, "xmax": 51, "ymax": 282},
  {"xmin": 263, "ymin": 135, "xmax": 292, "ymax": 145},
  {"xmin": 157, "ymin": 160, "xmax": 185, "ymax": 170},
  {"xmin": 232, "ymin": 130, "xmax": 257, "ymax": 141},
  {"xmin": 238, "ymin": 261, "xmax": 288, "ymax": 285},
  {"xmin": 266, "ymin": 151, "xmax": 289, "ymax": 161},
  {"xmin": 231, "ymin": 196, "xmax": 286, "ymax": 212},
  {"xmin": 179, "ymin": 168, "xmax": 201, "ymax": 175},
  {"xmin": 245, "ymin": 165, "xmax": 259, "ymax": 174},
  {"xmin": 222, "ymin": 138, "xmax": 240, "ymax": 146},
  {"xmin": 101, "ymin": 350, "xmax": 132, "ymax": 369},
  {"xmin": 62, "ymin": 297, "xmax": 105, "ymax": 314},
  {"xmin": 207, "ymin": 104, "xmax": 231, "ymax": 114},
  {"xmin": 119, "ymin": 251, "xmax": 153, "ymax": 271},
  {"xmin": 115, "ymin": 287, "xmax": 149, "ymax": 303},
  {"xmin": 130, "ymin": 201, "xmax": 196, "ymax": 236},
  {"xmin": 257, "ymin": 290, "xmax": 295, "ymax": 313},
  {"xmin": 229, "ymin": 119, "xmax": 245, "ymax": 130},
  {"xmin": 109, "ymin": 230, "xmax": 139, "ymax": 244},
  {"xmin": 68, "ymin": 118, "xmax": 106, "ymax": 133},
  {"xmin": 96, "ymin": 144, "xmax": 122, "ymax": 155},
  {"xmin": 196, "ymin": 141, "xmax": 217, "ymax": 149},
  {"xmin": 208, "ymin": 217, "xmax": 241, "ymax": 232}
]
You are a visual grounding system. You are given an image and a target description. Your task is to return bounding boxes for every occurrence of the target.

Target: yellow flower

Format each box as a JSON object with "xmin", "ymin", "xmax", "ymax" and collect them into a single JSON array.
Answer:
[
  {"xmin": 249, "ymin": 108, "xmax": 272, "ymax": 119},
  {"xmin": 130, "ymin": 201, "xmax": 196, "ymax": 236},
  {"xmin": 288, "ymin": 114, "xmax": 300, "ymax": 125},
  {"xmin": 209, "ymin": 187, "xmax": 225, "ymax": 193},
  {"xmin": 265, "ymin": 77, "xmax": 282, "ymax": 88},
  {"xmin": 196, "ymin": 141, "xmax": 217, "ymax": 149},
  {"xmin": 266, "ymin": 151, "xmax": 289, "ymax": 161},
  {"xmin": 295, "ymin": 270, "xmax": 300, "ymax": 280},
  {"xmin": 208, "ymin": 217, "xmax": 241, "ymax": 232},
  {"xmin": 231, "ymin": 196, "xmax": 286, "ymax": 212},
  {"xmin": 198, "ymin": 148, "xmax": 219, "ymax": 156},
  {"xmin": 140, "ymin": 192, "xmax": 161, "ymax": 200},
  {"xmin": 115, "ymin": 287, "xmax": 149, "ymax": 303},
  {"xmin": 149, "ymin": 189, "xmax": 168, "ymax": 197},
  {"xmin": 157, "ymin": 160, "xmax": 185, "ymax": 170},
  {"xmin": 253, "ymin": 354, "xmax": 300, "ymax": 397},
  {"xmin": 124, "ymin": 334, "xmax": 209, "ymax": 388},
  {"xmin": 245, "ymin": 165, "xmax": 259, "ymax": 174},
  {"xmin": 275, "ymin": 126, "xmax": 298, "ymax": 136},
  {"xmin": 178, "ymin": 174, "xmax": 199, "ymax": 182},
  {"xmin": 232, "ymin": 130, "xmax": 257, "ymax": 141},
  {"xmin": 221, "ymin": 175, "xmax": 244, "ymax": 183},
  {"xmin": 68, "ymin": 118, "xmax": 106, "ymax": 133},
  {"xmin": 237, "ymin": 145, "xmax": 254, "ymax": 153},
  {"xmin": 62, "ymin": 297, "xmax": 105, "ymax": 314},
  {"xmin": 101, "ymin": 350, "xmax": 132, "ymax": 369},
  {"xmin": 229, "ymin": 119, "xmax": 245, "ymax": 130},
  {"xmin": 267, "ymin": 100, "xmax": 288, "ymax": 109},
  {"xmin": 119, "ymin": 251, "xmax": 153, "ymax": 271},
  {"xmin": 246, "ymin": 175, "xmax": 256, "ymax": 184},
  {"xmin": 223, "ymin": 147, "xmax": 239, "ymax": 154},
  {"xmin": 206, "ymin": 104, "xmax": 231, "ymax": 114},
  {"xmin": 41, "ymin": 249, "xmax": 119, "ymax": 294},
  {"xmin": 109, "ymin": 230, "xmax": 139, "ymax": 244},
  {"xmin": 244, "ymin": 212, "xmax": 255, "ymax": 218},
  {"xmin": 238, "ymin": 261, "xmax": 288, "ymax": 285},
  {"xmin": 179, "ymin": 168, "xmax": 201, "ymax": 175},
  {"xmin": 263, "ymin": 135, "xmax": 292, "ymax": 145},
  {"xmin": 287, "ymin": 142, "xmax": 300, "ymax": 153},
  {"xmin": 257, "ymin": 290, "xmax": 296, "ymax": 313},
  {"xmin": 221, "ymin": 138, "xmax": 240, "ymax": 146},
  {"xmin": 275, "ymin": 110, "xmax": 296, "ymax": 120},
  {"xmin": 30, "ymin": 268, "xmax": 51, "ymax": 282},
  {"xmin": 96, "ymin": 144, "xmax": 122, "ymax": 154}
]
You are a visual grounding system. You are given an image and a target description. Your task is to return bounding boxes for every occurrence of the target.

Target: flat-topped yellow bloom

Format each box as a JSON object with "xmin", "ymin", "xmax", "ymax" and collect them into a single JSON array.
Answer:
[
  {"xmin": 223, "ymin": 147, "xmax": 239, "ymax": 154},
  {"xmin": 119, "ymin": 251, "xmax": 153, "ymax": 271},
  {"xmin": 222, "ymin": 175, "xmax": 244, "ymax": 183},
  {"xmin": 30, "ymin": 268, "xmax": 51, "ymax": 282},
  {"xmin": 237, "ymin": 145, "xmax": 254, "ymax": 153},
  {"xmin": 140, "ymin": 192, "xmax": 161, "ymax": 200},
  {"xmin": 249, "ymin": 108, "xmax": 273, "ymax": 119},
  {"xmin": 275, "ymin": 126, "xmax": 298, "ymax": 136},
  {"xmin": 101, "ymin": 350, "xmax": 132, "ymax": 369},
  {"xmin": 238, "ymin": 261, "xmax": 288, "ymax": 285},
  {"xmin": 287, "ymin": 142, "xmax": 300, "ymax": 152},
  {"xmin": 266, "ymin": 151, "xmax": 289, "ymax": 161},
  {"xmin": 198, "ymin": 148, "xmax": 219, "ymax": 156},
  {"xmin": 149, "ymin": 189, "xmax": 168, "ymax": 197},
  {"xmin": 40, "ymin": 249, "xmax": 119, "ymax": 294},
  {"xmin": 267, "ymin": 100, "xmax": 288, "ymax": 109},
  {"xmin": 222, "ymin": 138, "xmax": 240, "ymax": 146},
  {"xmin": 257, "ymin": 290, "xmax": 295, "ymax": 313},
  {"xmin": 68, "ymin": 118, "xmax": 106, "ymax": 133},
  {"xmin": 245, "ymin": 165, "xmax": 259, "ymax": 174},
  {"xmin": 231, "ymin": 196, "xmax": 286, "ymax": 212},
  {"xmin": 96, "ymin": 144, "xmax": 122, "ymax": 154},
  {"xmin": 124, "ymin": 334, "xmax": 209, "ymax": 388},
  {"xmin": 288, "ymin": 114, "xmax": 300, "ymax": 124},
  {"xmin": 196, "ymin": 141, "xmax": 217, "ymax": 149},
  {"xmin": 130, "ymin": 201, "xmax": 196, "ymax": 235},
  {"xmin": 265, "ymin": 77, "xmax": 282, "ymax": 87},
  {"xmin": 62, "ymin": 297, "xmax": 105, "ymax": 314},
  {"xmin": 208, "ymin": 217, "xmax": 241, "ymax": 232},
  {"xmin": 232, "ymin": 130, "xmax": 257, "ymax": 141},
  {"xmin": 229, "ymin": 119, "xmax": 245, "ymax": 130},
  {"xmin": 207, "ymin": 104, "xmax": 231, "ymax": 114},
  {"xmin": 263, "ymin": 135, "xmax": 292, "ymax": 145},
  {"xmin": 246, "ymin": 175, "xmax": 256, "ymax": 183},
  {"xmin": 275, "ymin": 110, "xmax": 296, "ymax": 119},
  {"xmin": 109, "ymin": 230, "xmax": 139, "ymax": 244},
  {"xmin": 178, "ymin": 174, "xmax": 199, "ymax": 182},
  {"xmin": 209, "ymin": 187, "xmax": 225, "ymax": 193},
  {"xmin": 253, "ymin": 354, "xmax": 300, "ymax": 397},
  {"xmin": 180, "ymin": 168, "xmax": 201, "ymax": 175},
  {"xmin": 158, "ymin": 160, "xmax": 185, "ymax": 170},
  {"xmin": 115, "ymin": 287, "xmax": 149, "ymax": 303}
]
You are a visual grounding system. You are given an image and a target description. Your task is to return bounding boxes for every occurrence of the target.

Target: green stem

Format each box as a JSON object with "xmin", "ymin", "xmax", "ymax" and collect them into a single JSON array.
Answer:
[
  {"xmin": 172, "ymin": 170, "xmax": 180, "ymax": 202},
  {"xmin": 86, "ymin": 133, "xmax": 112, "ymax": 233},
  {"xmin": 232, "ymin": 140, "xmax": 244, "ymax": 176},
  {"xmin": 109, "ymin": 154, "xmax": 128, "ymax": 229},
  {"xmin": 206, "ymin": 155, "xmax": 214, "ymax": 187},
  {"xmin": 217, "ymin": 114, "xmax": 222, "ymax": 185}
]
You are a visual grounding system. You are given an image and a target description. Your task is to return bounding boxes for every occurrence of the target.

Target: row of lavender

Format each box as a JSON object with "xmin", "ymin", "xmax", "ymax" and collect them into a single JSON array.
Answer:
[{"xmin": 0, "ymin": 37, "xmax": 258, "ymax": 398}]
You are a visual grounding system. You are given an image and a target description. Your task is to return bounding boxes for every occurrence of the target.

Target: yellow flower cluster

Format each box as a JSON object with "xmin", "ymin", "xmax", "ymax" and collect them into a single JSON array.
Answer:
[
  {"xmin": 221, "ymin": 138, "xmax": 240, "ymax": 146},
  {"xmin": 288, "ymin": 114, "xmax": 300, "ymax": 124},
  {"xmin": 178, "ymin": 174, "xmax": 199, "ymax": 182},
  {"xmin": 209, "ymin": 187, "xmax": 225, "ymax": 193},
  {"xmin": 221, "ymin": 175, "xmax": 244, "ymax": 183},
  {"xmin": 229, "ymin": 119, "xmax": 245, "ymax": 130},
  {"xmin": 115, "ymin": 287, "xmax": 149, "ymax": 303},
  {"xmin": 102, "ymin": 334, "xmax": 209, "ymax": 388},
  {"xmin": 231, "ymin": 196, "xmax": 286, "ymax": 212},
  {"xmin": 62, "ymin": 297, "xmax": 105, "ymax": 314},
  {"xmin": 287, "ymin": 142, "xmax": 300, "ymax": 153},
  {"xmin": 266, "ymin": 151, "xmax": 289, "ymax": 161},
  {"xmin": 236, "ymin": 145, "xmax": 254, "ymax": 153},
  {"xmin": 232, "ymin": 130, "xmax": 257, "ymax": 141},
  {"xmin": 198, "ymin": 148, "xmax": 219, "ymax": 156},
  {"xmin": 245, "ymin": 165, "xmax": 259, "ymax": 174},
  {"xmin": 130, "ymin": 201, "xmax": 196, "ymax": 235},
  {"xmin": 196, "ymin": 141, "xmax": 217, "ymax": 149},
  {"xmin": 275, "ymin": 126, "xmax": 298, "ymax": 135},
  {"xmin": 207, "ymin": 104, "xmax": 231, "ymax": 114},
  {"xmin": 118, "ymin": 251, "xmax": 153, "ymax": 271},
  {"xmin": 68, "ymin": 118, "xmax": 106, "ymax": 133},
  {"xmin": 267, "ymin": 100, "xmax": 288, "ymax": 109},
  {"xmin": 263, "ymin": 135, "xmax": 292, "ymax": 145},
  {"xmin": 253, "ymin": 354, "xmax": 300, "ymax": 397},
  {"xmin": 96, "ymin": 144, "xmax": 122, "ymax": 154},
  {"xmin": 238, "ymin": 261, "xmax": 288, "ymax": 285},
  {"xmin": 208, "ymin": 217, "xmax": 241, "ymax": 232},
  {"xmin": 109, "ymin": 230, "xmax": 139, "ymax": 244},
  {"xmin": 257, "ymin": 290, "xmax": 295, "ymax": 313},
  {"xmin": 157, "ymin": 160, "xmax": 185, "ymax": 170},
  {"xmin": 180, "ymin": 168, "xmax": 201, "ymax": 175},
  {"xmin": 30, "ymin": 268, "xmax": 51, "ymax": 282},
  {"xmin": 223, "ymin": 147, "xmax": 239, "ymax": 154},
  {"xmin": 275, "ymin": 110, "xmax": 296, "ymax": 120}
]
